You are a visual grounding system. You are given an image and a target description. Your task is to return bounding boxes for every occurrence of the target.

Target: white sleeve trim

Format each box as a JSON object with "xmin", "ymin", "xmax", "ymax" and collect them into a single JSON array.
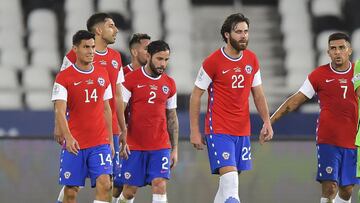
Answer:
[
  {"xmin": 122, "ymin": 85, "xmax": 131, "ymax": 103},
  {"xmin": 251, "ymin": 70, "xmax": 262, "ymax": 87},
  {"xmin": 299, "ymin": 77, "xmax": 315, "ymax": 99},
  {"xmin": 103, "ymin": 85, "xmax": 113, "ymax": 100},
  {"xmin": 194, "ymin": 66, "xmax": 212, "ymax": 90},
  {"xmin": 51, "ymin": 82, "xmax": 67, "ymax": 101},
  {"xmin": 166, "ymin": 93, "xmax": 177, "ymax": 109},
  {"xmin": 117, "ymin": 67, "xmax": 125, "ymax": 84},
  {"xmin": 60, "ymin": 56, "xmax": 72, "ymax": 71}
]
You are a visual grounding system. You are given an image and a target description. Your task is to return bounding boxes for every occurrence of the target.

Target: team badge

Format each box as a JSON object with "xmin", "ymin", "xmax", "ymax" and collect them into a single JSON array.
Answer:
[
  {"xmin": 222, "ymin": 152, "xmax": 230, "ymax": 160},
  {"xmin": 124, "ymin": 172, "xmax": 131, "ymax": 179},
  {"xmin": 353, "ymin": 73, "xmax": 360, "ymax": 83},
  {"xmin": 98, "ymin": 77, "xmax": 105, "ymax": 86},
  {"xmin": 64, "ymin": 171, "xmax": 71, "ymax": 179},
  {"xmin": 112, "ymin": 60, "xmax": 119, "ymax": 69},
  {"xmin": 52, "ymin": 84, "xmax": 60, "ymax": 95},
  {"xmin": 245, "ymin": 65, "xmax": 252, "ymax": 74},
  {"xmin": 325, "ymin": 166, "xmax": 333, "ymax": 174},
  {"xmin": 162, "ymin": 85, "xmax": 169, "ymax": 94}
]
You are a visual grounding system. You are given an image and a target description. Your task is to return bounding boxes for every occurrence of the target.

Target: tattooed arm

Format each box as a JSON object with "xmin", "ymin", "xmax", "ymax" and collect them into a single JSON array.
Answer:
[{"xmin": 166, "ymin": 108, "xmax": 179, "ymax": 169}]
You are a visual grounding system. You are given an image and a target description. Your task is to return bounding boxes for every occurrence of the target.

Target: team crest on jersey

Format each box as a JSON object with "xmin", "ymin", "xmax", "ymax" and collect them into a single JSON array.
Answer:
[
  {"xmin": 326, "ymin": 166, "xmax": 333, "ymax": 174},
  {"xmin": 162, "ymin": 85, "xmax": 169, "ymax": 94},
  {"xmin": 98, "ymin": 77, "xmax": 105, "ymax": 86},
  {"xmin": 353, "ymin": 73, "xmax": 360, "ymax": 83},
  {"xmin": 112, "ymin": 60, "xmax": 119, "ymax": 69},
  {"xmin": 245, "ymin": 65, "xmax": 252, "ymax": 74},
  {"xmin": 222, "ymin": 152, "xmax": 230, "ymax": 160},
  {"xmin": 124, "ymin": 172, "xmax": 131, "ymax": 179},
  {"xmin": 64, "ymin": 171, "xmax": 71, "ymax": 179}
]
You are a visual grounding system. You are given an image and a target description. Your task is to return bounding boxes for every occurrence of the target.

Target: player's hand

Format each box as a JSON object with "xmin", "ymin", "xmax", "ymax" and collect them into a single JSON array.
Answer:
[
  {"xmin": 110, "ymin": 143, "xmax": 115, "ymax": 158},
  {"xmin": 259, "ymin": 122, "xmax": 273, "ymax": 145},
  {"xmin": 170, "ymin": 146, "xmax": 178, "ymax": 169},
  {"xmin": 190, "ymin": 131, "xmax": 206, "ymax": 150},
  {"xmin": 65, "ymin": 135, "xmax": 80, "ymax": 155},
  {"xmin": 53, "ymin": 125, "xmax": 65, "ymax": 145},
  {"xmin": 119, "ymin": 134, "xmax": 130, "ymax": 160}
]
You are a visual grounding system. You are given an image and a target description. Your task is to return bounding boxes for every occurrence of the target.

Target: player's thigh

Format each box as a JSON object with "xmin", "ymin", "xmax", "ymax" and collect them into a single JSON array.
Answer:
[
  {"xmin": 59, "ymin": 149, "xmax": 87, "ymax": 187},
  {"xmin": 339, "ymin": 147, "xmax": 359, "ymax": 186},
  {"xmin": 121, "ymin": 150, "xmax": 147, "ymax": 187},
  {"xmin": 87, "ymin": 144, "xmax": 113, "ymax": 187},
  {"xmin": 146, "ymin": 149, "xmax": 171, "ymax": 184},
  {"xmin": 234, "ymin": 135, "xmax": 252, "ymax": 171},
  {"xmin": 112, "ymin": 135, "xmax": 122, "ymax": 187},
  {"xmin": 205, "ymin": 134, "xmax": 237, "ymax": 174},
  {"xmin": 316, "ymin": 144, "xmax": 341, "ymax": 182}
]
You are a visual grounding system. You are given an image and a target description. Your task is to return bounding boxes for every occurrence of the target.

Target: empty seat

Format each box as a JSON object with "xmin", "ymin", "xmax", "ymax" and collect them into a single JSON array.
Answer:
[
  {"xmin": 98, "ymin": 0, "xmax": 129, "ymax": 17},
  {"xmin": 311, "ymin": 0, "xmax": 344, "ymax": 18},
  {"xmin": 25, "ymin": 91, "xmax": 52, "ymax": 110},
  {"xmin": 0, "ymin": 68, "xmax": 19, "ymax": 90},
  {"xmin": 31, "ymin": 50, "xmax": 60, "ymax": 70},
  {"xmin": 28, "ymin": 31, "xmax": 58, "ymax": 51},
  {"xmin": 0, "ymin": 91, "xmax": 22, "ymax": 110},
  {"xmin": 22, "ymin": 68, "xmax": 53, "ymax": 90},
  {"xmin": 0, "ymin": 49, "xmax": 27, "ymax": 70},
  {"xmin": 27, "ymin": 9, "xmax": 57, "ymax": 33}
]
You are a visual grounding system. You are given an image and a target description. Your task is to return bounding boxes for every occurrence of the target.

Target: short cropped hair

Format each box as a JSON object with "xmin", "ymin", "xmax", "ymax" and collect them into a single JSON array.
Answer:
[
  {"xmin": 86, "ymin": 13, "xmax": 113, "ymax": 33},
  {"xmin": 220, "ymin": 13, "xmax": 250, "ymax": 42},
  {"xmin": 72, "ymin": 30, "xmax": 95, "ymax": 46},
  {"xmin": 328, "ymin": 32, "xmax": 351, "ymax": 44},
  {"xmin": 147, "ymin": 40, "xmax": 170, "ymax": 56},
  {"xmin": 129, "ymin": 33, "xmax": 151, "ymax": 49}
]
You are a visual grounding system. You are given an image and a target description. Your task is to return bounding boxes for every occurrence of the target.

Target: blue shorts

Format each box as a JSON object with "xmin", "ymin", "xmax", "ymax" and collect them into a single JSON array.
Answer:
[
  {"xmin": 205, "ymin": 134, "xmax": 252, "ymax": 174},
  {"xmin": 120, "ymin": 149, "xmax": 171, "ymax": 187},
  {"xmin": 316, "ymin": 144, "xmax": 359, "ymax": 186},
  {"xmin": 59, "ymin": 144, "xmax": 113, "ymax": 188},
  {"xmin": 112, "ymin": 135, "xmax": 122, "ymax": 187}
]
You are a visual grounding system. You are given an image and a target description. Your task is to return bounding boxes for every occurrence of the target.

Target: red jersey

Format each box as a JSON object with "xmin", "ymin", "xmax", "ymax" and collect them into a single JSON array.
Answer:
[
  {"xmin": 122, "ymin": 67, "xmax": 177, "ymax": 150},
  {"xmin": 123, "ymin": 64, "xmax": 134, "ymax": 76},
  {"xmin": 299, "ymin": 63, "xmax": 358, "ymax": 149},
  {"xmin": 60, "ymin": 48, "xmax": 124, "ymax": 135},
  {"xmin": 51, "ymin": 63, "xmax": 112, "ymax": 149},
  {"xmin": 195, "ymin": 47, "xmax": 262, "ymax": 136}
]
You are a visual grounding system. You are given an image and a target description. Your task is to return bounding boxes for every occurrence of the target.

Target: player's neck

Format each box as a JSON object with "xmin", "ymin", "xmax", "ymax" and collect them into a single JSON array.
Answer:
[
  {"xmin": 144, "ymin": 65, "xmax": 158, "ymax": 78},
  {"xmin": 224, "ymin": 44, "xmax": 242, "ymax": 58},
  {"xmin": 131, "ymin": 60, "xmax": 142, "ymax": 70},
  {"xmin": 95, "ymin": 38, "xmax": 108, "ymax": 53},
  {"xmin": 75, "ymin": 61, "xmax": 93, "ymax": 71},
  {"xmin": 331, "ymin": 61, "xmax": 350, "ymax": 72}
]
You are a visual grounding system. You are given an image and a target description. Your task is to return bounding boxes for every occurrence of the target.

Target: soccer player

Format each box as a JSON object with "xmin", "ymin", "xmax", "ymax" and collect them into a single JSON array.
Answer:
[
  {"xmin": 52, "ymin": 30, "xmax": 113, "ymax": 203},
  {"xmin": 271, "ymin": 32, "xmax": 358, "ymax": 203},
  {"xmin": 189, "ymin": 13, "xmax": 273, "ymax": 203},
  {"xmin": 352, "ymin": 60, "xmax": 360, "ymax": 203},
  {"xmin": 123, "ymin": 33, "xmax": 151, "ymax": 75},
  {"xmin": 118, "ymin": 40, "xmax": 179, "ymax": 203},
  {"xmin": 55, "ymin": 13, "xmax": 128, "ymax": 203}
]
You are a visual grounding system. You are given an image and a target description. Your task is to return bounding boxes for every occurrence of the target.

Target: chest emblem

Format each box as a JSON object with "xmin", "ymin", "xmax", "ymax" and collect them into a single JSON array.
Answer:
[
  {"xmin": 245, "ymin": 65, "xmax": 252, "ymax": 74},
  {"xmin": 112, "ymin": 60, "xmax": 119, "ymax": 69},
  {"xmin": 162, "ymin": 85, "xmax": 169, "ymax": 94},
  {"xmin": 98, "ymin": 77, "xmax": 105, "ymax": 86}
]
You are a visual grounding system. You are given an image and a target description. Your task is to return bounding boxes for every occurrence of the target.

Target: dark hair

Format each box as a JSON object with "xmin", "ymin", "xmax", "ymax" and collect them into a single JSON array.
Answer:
[
  {"xmin": 328, "ymin": 32, "xmax": 350, "ymax": 44},
  {"xmin": 86, "ymin": 13, "xmax": 113, "ymax": 33},
  {"xmin": 72, "ymin": 30, "xmax": 95, "ymax": 46},
  {"xmin": 129, "ymin": 33, "xmax": 151, "ymax": 49},
  {"xmin": 220, "ymin": 13, "xmax": 250, "ymax": 42},
  {"xmin": 147, "ymin": 40, "xmax": 170, "ymax": 56}
]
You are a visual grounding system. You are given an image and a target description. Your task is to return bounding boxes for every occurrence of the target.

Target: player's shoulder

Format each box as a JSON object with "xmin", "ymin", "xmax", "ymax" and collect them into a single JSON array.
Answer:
[
  {"xmin": 243, "ymin": 49, "xmax": 257, "ymax": 59},
  {"xmin": 312, "ymin": 63, "xmax": 330, "ymax": 74},
  {"xmin": 162, "ymin": 73, "xmax": 176, "ymax": 87},
  {"xmin": 107, "ymin": 47, "xmax": 121, "ymax": 58}
]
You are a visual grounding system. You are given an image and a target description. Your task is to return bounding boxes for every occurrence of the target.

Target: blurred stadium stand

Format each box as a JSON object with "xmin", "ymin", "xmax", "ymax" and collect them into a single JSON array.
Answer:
[{"xmin": 0, "ymin": 0, "xmax": 359, "ymax": 137}]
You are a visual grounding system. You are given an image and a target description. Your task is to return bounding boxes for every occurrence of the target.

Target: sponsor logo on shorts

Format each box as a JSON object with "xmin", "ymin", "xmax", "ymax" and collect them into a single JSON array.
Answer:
[
  {"xmin": 326, "ymin": 166, "xmax": 333, "ymax": 174},
  {"xmin": 222, "ymin": 152, "xmax": 230, "ymax": 160},
  {"xmin": 64, "ymin": 171, "xmax": 71, "ymax": 179},
  {"xmin": 124, "ymin": 172, "xmax": 131, "ymax": 179}
]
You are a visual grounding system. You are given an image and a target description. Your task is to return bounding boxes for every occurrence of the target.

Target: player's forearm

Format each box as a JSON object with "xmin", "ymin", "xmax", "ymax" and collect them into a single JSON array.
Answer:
[
  {"xmin": 189, "ymin": 93, "xmax": 202, "ymax": 133},
  {"xmin": 55, "ymin": 109, "xmax": 71, "ymax": 139},
  {"xmin": 166, "ymin": 109, "xmax": 179, "ymax": 149},
  {"xmin": 253, "ymin": 94, "xmax": 271, "ymax": 125},
  {"xmin": 270, "ymin": 92, "xmax": 307, "ymax": 124},
  {"xmin": 104, "ymin": 101, "xmax": 113, "ymax": 144},
  {"xmin": 116, "ymin": 85, "xmax": 127, "ymax": 133}
]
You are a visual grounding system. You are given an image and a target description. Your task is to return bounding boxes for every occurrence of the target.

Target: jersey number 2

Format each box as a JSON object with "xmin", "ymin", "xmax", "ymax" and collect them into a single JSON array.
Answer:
[{"xmin": 148, "ymin": 91, "xmax": 156, "ymax": 104}]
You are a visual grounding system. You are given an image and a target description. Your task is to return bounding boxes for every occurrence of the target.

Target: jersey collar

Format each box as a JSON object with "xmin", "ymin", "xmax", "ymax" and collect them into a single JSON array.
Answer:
[
  {"xmin": 141, "ymin": 66, "xmax": 162, "ymax": 80},
  {"xmin": 95, "ymin": 48, "xmax": 108, "ymax": 56},
  {"xmin": 72, "ymin": 64, "xmax": 94, "ymax": 74},
  {"xmin": 221, "ymin": 47, "xmax": 243, "ymax": 62},
  {"xmin": 329, "ymin": 61, "xmax": 352, "ymax": 75}
]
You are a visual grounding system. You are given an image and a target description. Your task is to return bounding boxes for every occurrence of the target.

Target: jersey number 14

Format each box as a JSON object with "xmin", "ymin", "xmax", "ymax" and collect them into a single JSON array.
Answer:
[{"xmin": 85, "ymin": 89, "xmax": 98, "ymax": 103}]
